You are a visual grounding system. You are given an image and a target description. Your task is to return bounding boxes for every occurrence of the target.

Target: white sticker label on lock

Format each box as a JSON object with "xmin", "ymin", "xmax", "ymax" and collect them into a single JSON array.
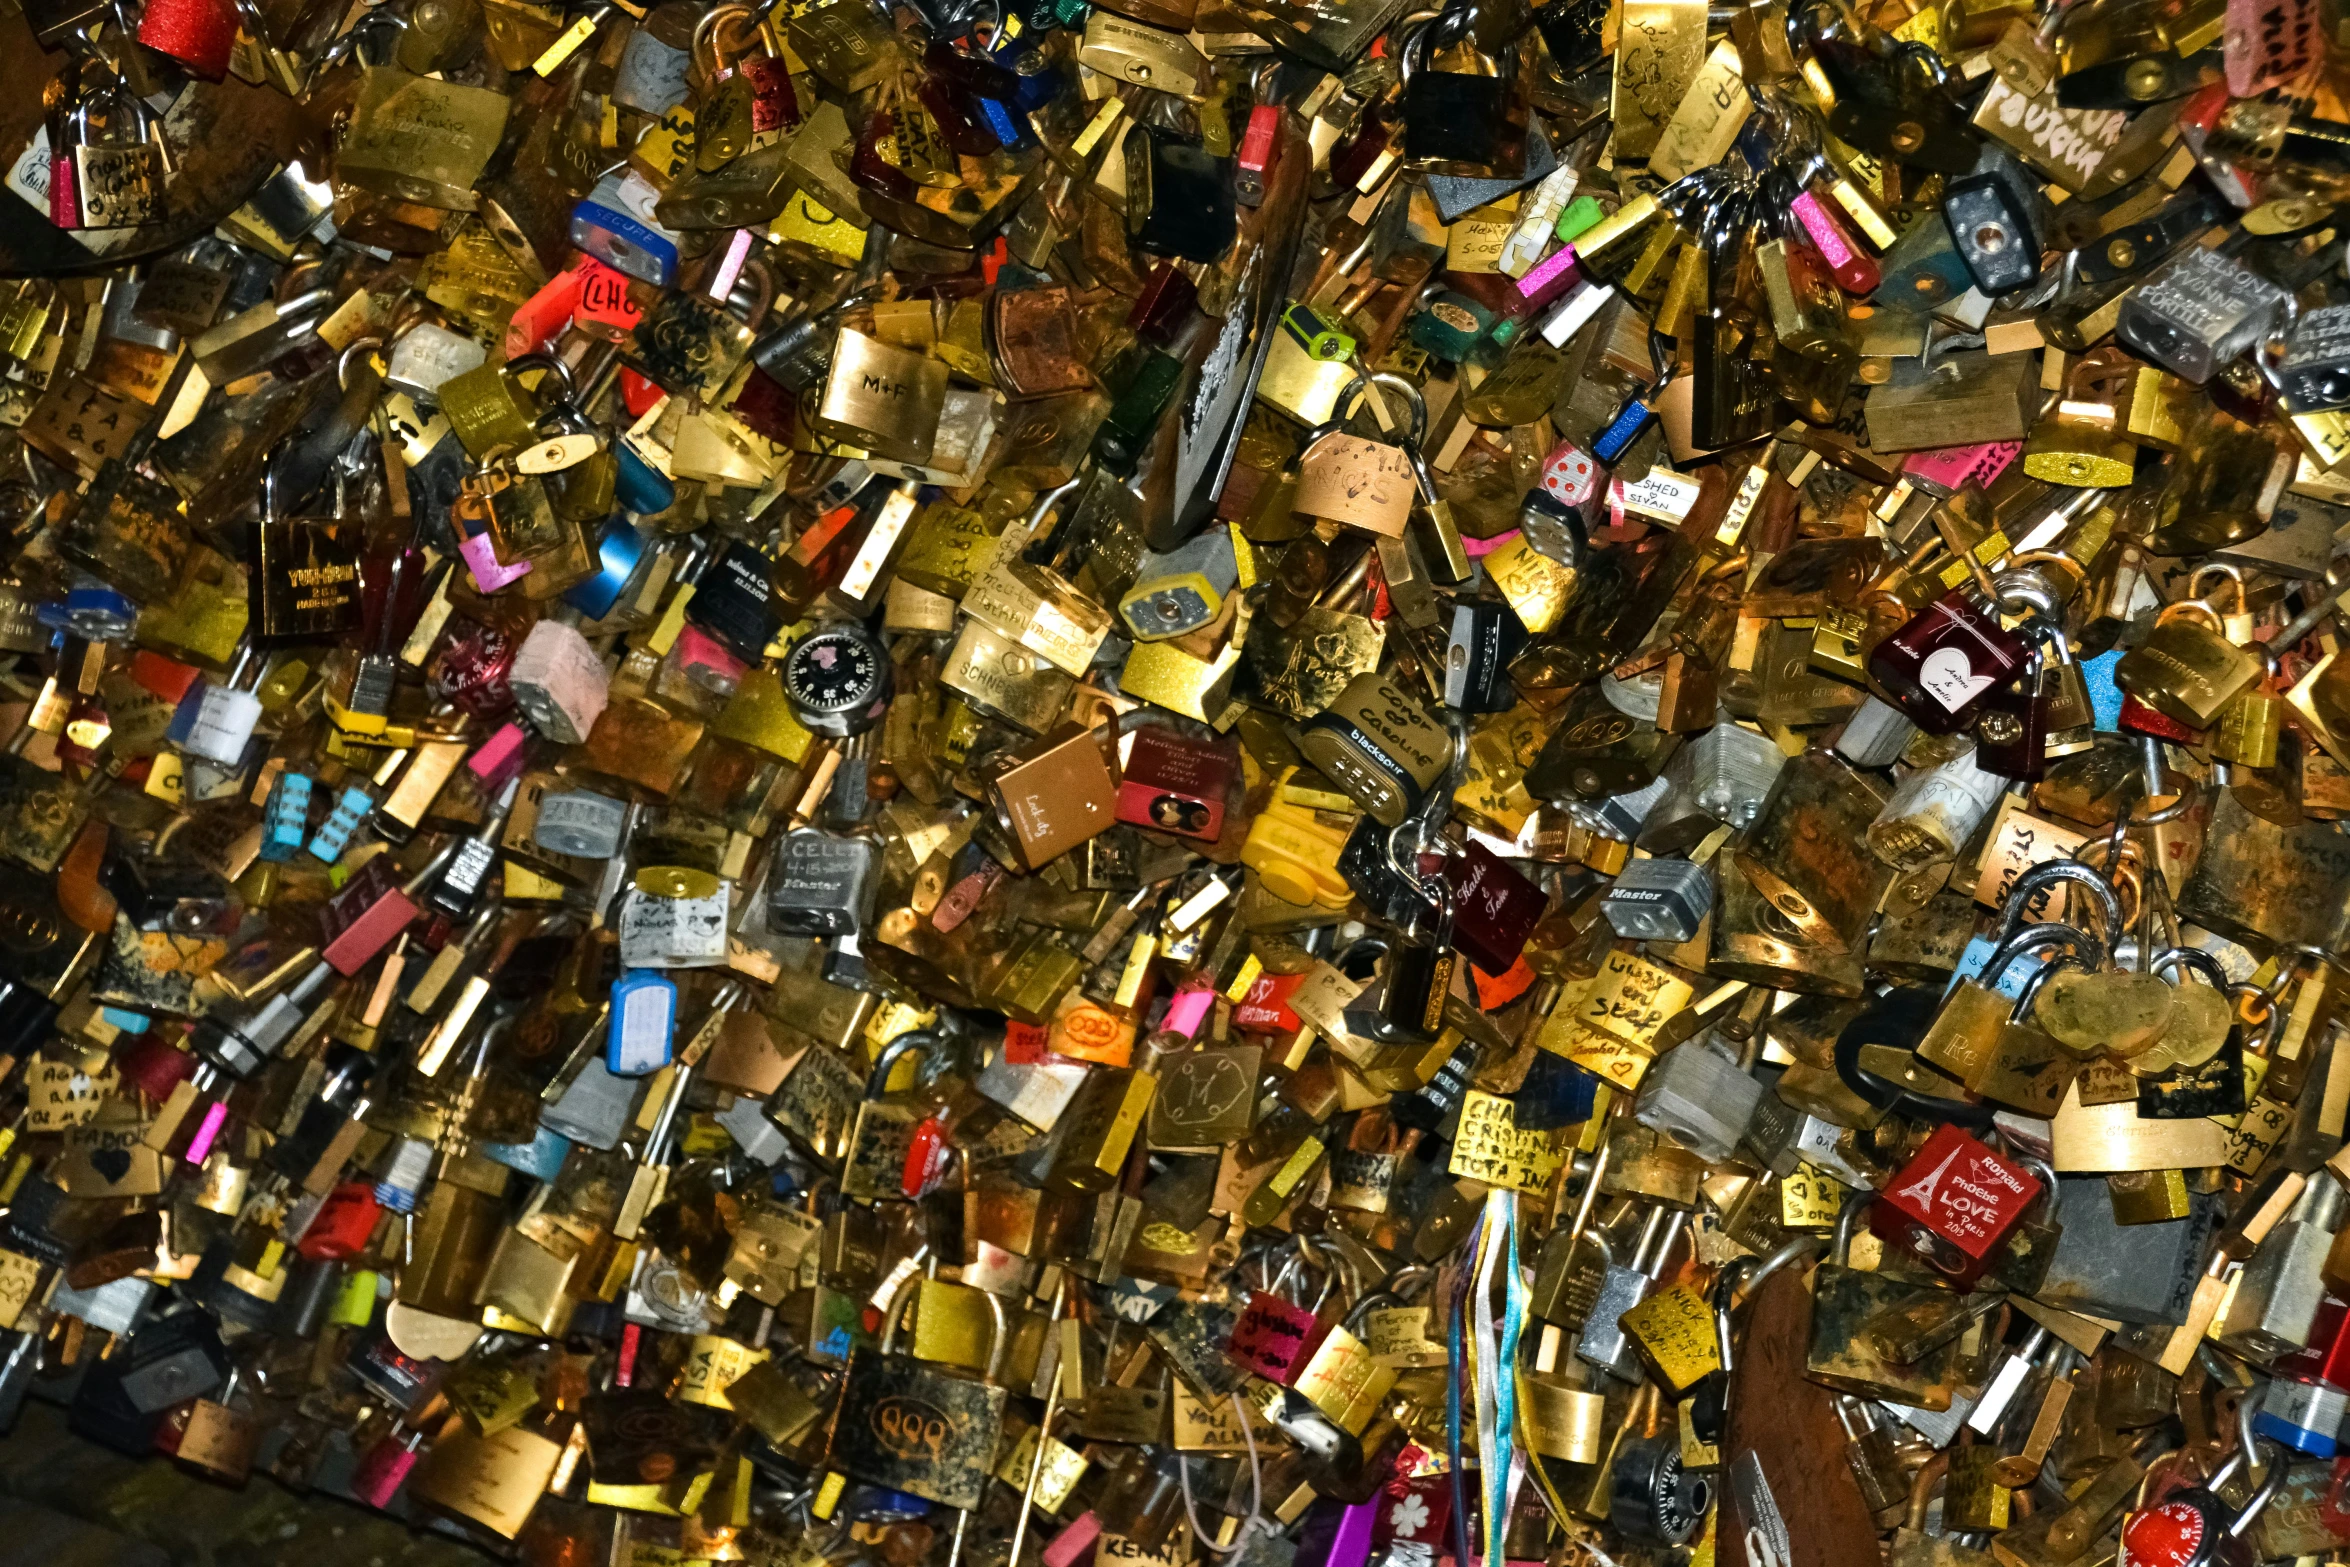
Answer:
[
  {"xmin": 1611, "ymin": 468, "xmax": 1702, "ymax": 524},
  {"xmin": 619, "ymin": 885, "xmax": 732, "ymax": 968}
]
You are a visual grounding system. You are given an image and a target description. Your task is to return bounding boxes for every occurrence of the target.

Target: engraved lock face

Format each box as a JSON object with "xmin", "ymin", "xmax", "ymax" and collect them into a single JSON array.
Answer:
[
  {"xmin": 813, "ymin": 330, "xmax": 949, "ymax": 465},
  {"xmin": 1867, "ymin": 591, "xmax": 2032, "ymax": 734},
  {"xmin": 767, "ymin": 828, "xmax": 879, "ymax": 937},
  {"xmin": 941, "ymin": 618, "xmax": 1076, "ymax": 734},
  {"xmin": 991, "ymin": 724, "xmax": 1121, "ymax": 869},
  {"xmin": 1115, "ymin": 727, "xmax": 1232, "ymax": 843},
  {"xmin": 337, "ymin": 67, "xmax": 513, "ymax": 208},
  {"xmin": 252, "ymin": 518, "xmax": 365, "ymax": 644},
  {"xmin": 2117, "ymin": 247, "xmax": 2289, "ymax": 386},
  {"xmin": 1078, "ymin": 13, "xmax": 1206, "ymax": 95},
  {"xmin": 2279, "ymin": 305, "xmax": 2350, "ymax": 411},
  {"xmin": 1297, "ymin": 671, "xmax": 1455, "ymax": 828}
]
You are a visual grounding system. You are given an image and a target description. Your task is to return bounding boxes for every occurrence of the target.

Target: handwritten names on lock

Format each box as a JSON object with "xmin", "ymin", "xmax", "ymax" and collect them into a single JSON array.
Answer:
[
  {"xmin": 1364, "ymin": 1304, "xmax": 1443, "ymax": 1365},
  {"xmin": 676, "ymin": 1334, "xmax": 767, "ymax": 1409},
  {"xmin": 1171, "ymin": 1384, "xmax": 1267, "ymax": 1450},
  {"xmin": 1971, "ymin": 69, "xmax": 2124, "ymax": 192},
  {"xmin": 23, "ymin": 378, "xmax": 139, "ymax": 480},
  {"xmin": 618, "ymin": 884, "xmax": 730, "ymax": 967},
  {"xmin": 1905, "ymin": 440, "xmax": 2024, "ymax": 495},
  {"xmin": 64, "ymin": 1122, "xmax": 161, "ymax": 1194},
  {"xmin": 1780, "ymin": 1163, "xmax": 1844, "ymax": 1229},
  {"xmin": 2227, "ymin": 1095, "xmax": 2293, "ymax": 1175},
  {"xmin": 26, "ymin": 1056, "xmax": 116, "ymax": 1132},
  {"xmin": 1447, "ymin": 1089, "xmax": 1566, "ymax": 1193},
  {"xmin": 1582, "ymin": 950, "xmax": 1694, "ymax": 1047},
  {"xmin": 1972, "ymin": 805, "xmax": 2088, "ymax": 913},
  {"xmin": 74, "ymin": 145, "xmax": 165, "ymax": 230},
  {"xmin": 1293, "ymin": 1324, "xmax": 1395, "ymax": 1433},
  {"xmin": 1228, "ymin": 1290, "xmax": 1326, "ymax": 1383},
  {"xmin": 1295, "ymin": 436, "xmax": 1415, "ymax": 537},
  {"xmin": 1611, "ymin": 467, "xmax": 1702, "ymax": 525},
  {"xmin": 0, "ymin": 1248, "xmax": 37, "ymax": 1330},
  {"xmin": 1284, "ymin": 962, "xmax": 1363, "ymax": 1041},
  {"xmin": 2227, "ymin": 0, "xmax": 2320, "ymax": 96},
  {"xmin": 1619, "ymin": 1282, "xmax": 1721, "ymax": 1392}
]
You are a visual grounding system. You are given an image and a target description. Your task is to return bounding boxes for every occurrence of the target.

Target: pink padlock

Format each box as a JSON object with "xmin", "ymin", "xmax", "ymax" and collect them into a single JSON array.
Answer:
[
  {"xmin": 467, "ymin": 721, "xmax": 530, "ymax": 790},
  {"xmin": 454, "ymin": 494, "xmax": 534, "ymax": 594},
  {"xmin": 1229, "ymin": 1290, "xmax": 1328, "ymax": 1385},
  {"xmin": 1903, "ymin": 440, "xmax": 2023, "ymax": 497}
]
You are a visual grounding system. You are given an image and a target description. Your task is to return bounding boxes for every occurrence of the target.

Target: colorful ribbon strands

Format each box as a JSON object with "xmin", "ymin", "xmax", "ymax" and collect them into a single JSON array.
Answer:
[{"xmin": 23, "ymin": 0, "xmax": 2350, "ymax": 1564}]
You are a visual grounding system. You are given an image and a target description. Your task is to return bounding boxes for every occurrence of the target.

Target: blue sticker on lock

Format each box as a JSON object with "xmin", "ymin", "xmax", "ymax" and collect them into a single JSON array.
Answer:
[
  {"xmin": 100, "ymin": 1008, "xmax": 148, "ymax": 1034},
  {"xmin": 2083, "ymin": 648, "xmax": 2124, "ymax": 732},
  {"xmin": 978, "ymin": 97, "xmax": 1023, "ymax": 149},
  {"xmin": 1593, "ymin": 398, "xmax": 1652, "ymax": 465},
  {"xmin": 483, "ymin": 1125, "xmax": 574, "ymax": 1182},
  {"xmin": 606, "ymin": 969, "xmax": 678, "ymax": 1077},
  {"xmin": 1952, "ymin": 933, "xmax": 2037, "ymax": 1001}
]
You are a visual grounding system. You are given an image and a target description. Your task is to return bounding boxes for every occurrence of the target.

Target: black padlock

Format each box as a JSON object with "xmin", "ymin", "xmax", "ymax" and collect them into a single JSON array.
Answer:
[
  {"xmin": 1531, "ymin": 0, "xmax": 1607, "ymax": 75},
  {"xmin": 1942, "ymin": 147, "xmax": 2044, "ymax": 296},
  {"xmin": 1609, "ymin": 1433, "xmax": 1712, "ymax": 1545},
  {"xmin": 1126, "ymin": 127, "xmax": 1237, "ymax": 266},
  {"xmin": 1399, "ymin": 10, "xmax": 1528, "ymax": 178},
  {"xmin": 1512, "ymin": 1049, "xmax": 1601, "ymax": 1131},
  {"xmin": 1444, "ymin": 600, "xmax": 1526, "ymax": 712},
  {"xmin": 685, "ymin": 540, "xmax": 786, "ymax": 661}
]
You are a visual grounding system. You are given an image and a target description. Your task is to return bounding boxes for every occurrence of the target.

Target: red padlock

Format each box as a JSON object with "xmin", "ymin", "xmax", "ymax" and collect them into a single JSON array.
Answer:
[
  {"xmin": 299, "ymin": 1180, "xmax": 384, "ymax": 1260},
  {"xmin": 2117, "ymin": 1442, "xmax": 2282, "ymax": 1567},
  {"xmin": 1867, "ymin": 1122, "xmax": 2042, "ymax": 1286},
  {"xmin": 136, "ymin": 0, "xmax": 241, "ymax": 79}
]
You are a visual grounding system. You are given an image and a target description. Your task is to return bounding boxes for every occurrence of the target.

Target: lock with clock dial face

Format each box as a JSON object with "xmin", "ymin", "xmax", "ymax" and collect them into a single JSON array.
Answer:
[{"xmin": 782, "ymin": 621, "xmax": 891, "ymax": 738}]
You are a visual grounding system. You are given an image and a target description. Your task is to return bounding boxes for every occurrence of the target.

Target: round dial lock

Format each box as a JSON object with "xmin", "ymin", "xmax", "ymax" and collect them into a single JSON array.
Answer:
[{"xmin": 783, "ymin": 623, "xmax": 892, "ymax": 738}]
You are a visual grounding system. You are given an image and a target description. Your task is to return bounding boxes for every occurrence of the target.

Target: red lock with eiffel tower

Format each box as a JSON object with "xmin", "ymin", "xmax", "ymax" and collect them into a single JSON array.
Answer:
[{"xmin": 1867, "ymin": 1122, "xmax": 2042, "ymax": 1287}]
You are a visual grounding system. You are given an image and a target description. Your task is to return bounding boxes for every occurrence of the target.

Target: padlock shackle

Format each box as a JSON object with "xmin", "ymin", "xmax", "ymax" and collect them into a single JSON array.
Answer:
[
  {"xmin": 1832, "ymin": 1187, "xmax": 1867, "ymax": 1267},
  {"xmin": 1996, "ymin": 860, "xmax": 2122, "ymax": 951},
  {"xmin": 1384, "ymin": 1263, "xmax": 1435, "ymax": 1304},
  {"xmin": 1833, "ymin": 986, "xmax": 2000, "ymax": 1129},
  {"xmin": 505, "ymin": 352, "xmax": 577, "ymax": 400},
  {"xmin": 2007, "ymin": 951, "xmax": 2085, "ymax": 1021},
  {"xmin": 336, "ymin": 336, "xmax": 383, "ymax": 394},
  {"xmin": 2230, "ymin": 1441, "xmax": 2287, "ymax": 1537},
  {"xmin": 1981, "ymin": 920, "xmax": 2105, "ymax": 993},
  {"xmin": 865, "ymin": 1027, "xmax": 947, "ymax": 1097},
  {"xmin": 2151, "ymin": 945, "xmax": 2230, "ymax": 993}
]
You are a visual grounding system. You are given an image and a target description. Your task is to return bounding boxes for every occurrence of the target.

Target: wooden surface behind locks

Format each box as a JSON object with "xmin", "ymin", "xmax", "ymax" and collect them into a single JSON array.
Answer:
[{"xmin": 1722, "ymin": 1265, "xmax": 1880, "ymax": 1567}]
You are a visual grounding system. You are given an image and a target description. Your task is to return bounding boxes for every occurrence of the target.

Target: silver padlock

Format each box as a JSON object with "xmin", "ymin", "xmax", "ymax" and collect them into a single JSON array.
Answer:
[
  {"xmin": 2220, "ymin": 1178, "xmax": 2345, "ymax": 1359},
  {"xmin": 1835, "ymin": 695, "xmax": 1919, "ymax": 769},
  {"xmin": 1632, "ymin": 1037, "xmax": 1762, "ymax": 1162},
  {"xmin": 1577, "ymin": 1205, "xmax": 1679, "ymax": 1381},
  {"xmin": 1602, "ymin": 858, "xmax": 1714, "ymax": 943}
]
